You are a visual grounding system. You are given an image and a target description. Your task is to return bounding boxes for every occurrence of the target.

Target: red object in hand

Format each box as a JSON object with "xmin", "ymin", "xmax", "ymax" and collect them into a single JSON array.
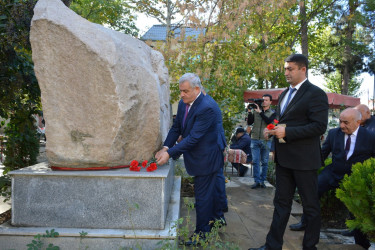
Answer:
[{"xmin": 267, "ymin": 124, "xmax": 275, "ymax": 130}]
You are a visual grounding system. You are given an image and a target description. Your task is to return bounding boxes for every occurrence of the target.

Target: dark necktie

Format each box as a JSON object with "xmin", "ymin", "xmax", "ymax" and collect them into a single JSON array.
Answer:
[
  {"xmin": 183, "ymin": 104, "xmax": 190, "ymax": 127},
  {"xmin": 281, "ymin": 88, "xmax": 296, "ymax": 115},
  {"xmin": 344, "ymin": 134, "xmax": 351, "ymax": 159}
]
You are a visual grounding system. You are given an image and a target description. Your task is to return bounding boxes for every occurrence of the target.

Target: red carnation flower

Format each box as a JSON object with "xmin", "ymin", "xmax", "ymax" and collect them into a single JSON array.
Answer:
[
  {"xmin": 274, "ymin": 119, "xmax": 279, "ymax": 124},
  {"xmin": 267, "ymin": 124, "xmax": 275, "ymax": 130},
  {"xmin": 130, "ymin": 160, "xmax": 139, "ymax": 167},
  {"xmin": 146, "ymin": 163, "xmax": 158, "ymax": 172},
  {"xmin": 142, "ymin": 160, "xmax": 148, "ymax": 168},
  {"xmin": 150, "ymin": 163, "xmax": 157, "ymax": 170}
]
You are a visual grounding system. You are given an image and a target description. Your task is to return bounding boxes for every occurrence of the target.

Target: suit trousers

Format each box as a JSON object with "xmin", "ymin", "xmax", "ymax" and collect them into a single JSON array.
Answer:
[
  {"xmin": 266, "ymin": 164, "xmax": 320, "ymax": 250},
  {"xmin": 194, "ymin": 170, "xmax": 223, "ymax": 233},
  {"xmin": 216, "ymin": 167, "xmax": 228, "ymax": 210}
]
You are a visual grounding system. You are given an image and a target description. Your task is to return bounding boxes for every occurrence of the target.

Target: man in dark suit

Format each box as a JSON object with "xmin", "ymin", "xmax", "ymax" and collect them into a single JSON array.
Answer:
[
  {"xmin": 155, "ymin": 73, "xmax": 225, "ymax": 245},
  {"xmin": 230, "ymin": 127, "xmax": 252, "ymax": 177},
  {"xmin": 355, "ymin": 104, "xmax": 375, "ymax": 133},
  {"xmin": 289, "ymin": 108, "xmax": 375, "ymax": 249},
  {"xmin": 249, "ymin": 54, "xmax": 329, "ymax": 250}
]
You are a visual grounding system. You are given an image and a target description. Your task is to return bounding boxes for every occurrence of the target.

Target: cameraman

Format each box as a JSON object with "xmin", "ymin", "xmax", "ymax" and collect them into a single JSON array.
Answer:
[{"xmin": 247, "ymin": 94, "xmax": 276, "ymax": 189}]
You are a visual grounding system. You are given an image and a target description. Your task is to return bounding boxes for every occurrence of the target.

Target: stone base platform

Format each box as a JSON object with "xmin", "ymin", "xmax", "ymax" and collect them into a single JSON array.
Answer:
[
  {"xmin": 9, "ymin": 161, "xmax": 176, "ymax": 229},
  {"xmin": 0, "ymin": 176, "xmax": 181, "ymax": 249}
]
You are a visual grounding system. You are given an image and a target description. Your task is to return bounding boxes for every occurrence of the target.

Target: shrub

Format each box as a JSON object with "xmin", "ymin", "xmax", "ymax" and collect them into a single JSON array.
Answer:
[{"xmin": 336, "ymin": 158, "xmax": 375, "ymax": 240}]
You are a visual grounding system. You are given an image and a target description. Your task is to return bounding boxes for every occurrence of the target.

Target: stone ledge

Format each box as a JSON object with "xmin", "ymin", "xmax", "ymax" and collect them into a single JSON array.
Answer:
[
  {"xmin": 10, "ymin": 161, "xmax": 175, "ymax": 229},
  {"xmin": 0, "ymin": 177, "xmax": 181, "ymax": 249}
]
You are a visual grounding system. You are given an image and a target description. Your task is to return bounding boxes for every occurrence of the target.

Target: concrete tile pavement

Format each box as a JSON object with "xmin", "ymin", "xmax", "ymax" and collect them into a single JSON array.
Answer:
[{"xmin": 180, "ymin": 173, "xmax": 367, "ymax": 250}]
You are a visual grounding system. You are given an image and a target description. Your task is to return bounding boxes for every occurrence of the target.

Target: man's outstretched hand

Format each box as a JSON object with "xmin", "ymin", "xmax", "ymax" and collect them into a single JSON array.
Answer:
[{"xmin": 155, "ymin": 148, "xmax": 170, "ymax": 165}]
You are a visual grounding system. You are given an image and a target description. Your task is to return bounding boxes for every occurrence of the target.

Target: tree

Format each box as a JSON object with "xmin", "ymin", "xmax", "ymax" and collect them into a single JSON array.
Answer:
[
  {"xmin": 324, "ymin": 70, "xmax": 361, "ymax": 96},
  {"xmin": 70, "ymin": 0, "xmax": 138, "ymax": 37},
  {"xmin": 310, "ymin": 0, "xmax": 374, "ymax": 95},
  {"xmin": 0, "ymin": 0, "xmax": 41, "ymax": 201},
  {"xmin": 146, "ymin": 0, "xmax": 297, "ymax": 138}
]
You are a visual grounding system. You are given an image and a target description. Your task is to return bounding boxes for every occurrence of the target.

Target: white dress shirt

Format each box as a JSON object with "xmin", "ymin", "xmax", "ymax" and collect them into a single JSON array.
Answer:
[
  {"xmin": 280, "ymin": 78, "xmax": 307, "ymax": 112},
  {"xmin": 345, "ymin": 126, "xmax": 359, "ymax": 160}
]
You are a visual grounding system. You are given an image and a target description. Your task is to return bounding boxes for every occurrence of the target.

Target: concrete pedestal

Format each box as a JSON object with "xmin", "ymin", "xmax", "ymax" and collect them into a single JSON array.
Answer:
[
  {"xmin": 9, "ymin": 161, "xmax": 175, "ymax": 229},
  {"xmin": 0, "ymin": 160, "xmax": 181, "ymax": 249},
  {"xmin": 0, "ymin": 176, "xmax": 181, "ymax": 249}
]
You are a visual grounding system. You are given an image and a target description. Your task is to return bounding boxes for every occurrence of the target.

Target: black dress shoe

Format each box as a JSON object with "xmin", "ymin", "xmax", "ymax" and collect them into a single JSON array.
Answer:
[
  {"xmin": 249, "ymin": 245, "xmax": 267, "ymax": 250},
  {"xmin": 289, "ymin": 221, "xmax": 306, "ymax": 231},
  {"xmin": 260, "ymin": 182, "xmax": 266, "ymax": 188},
  {"xmin": 251, "ymin": 182, "xmax": 261, "ymax": 189}
]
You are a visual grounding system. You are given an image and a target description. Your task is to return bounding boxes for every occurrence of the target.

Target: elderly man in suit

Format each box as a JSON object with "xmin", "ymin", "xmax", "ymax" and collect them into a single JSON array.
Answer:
[
  {"xmin": 250, "ymin": 54, "xmax": 329, "ymax": 250},
  {"xmin": 155, "ymin": 73, "xmax": 225, "ymax": 245},
  {"xmin": 355, "ymin": 104, "xmax": 375, "ymax": 133},
  {"xmin": 289, "ymin": 108, "xmax": 375, "ymax": 249}
]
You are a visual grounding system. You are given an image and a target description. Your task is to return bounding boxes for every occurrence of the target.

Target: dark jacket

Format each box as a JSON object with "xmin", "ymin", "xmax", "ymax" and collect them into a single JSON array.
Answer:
[
  {"xmin": 322, "ymin": 126, "xmax": 375, "ymax": 180},
  {"xmin": 247, "ymin": 108, "xmax": 276, "ymax": 140},
  {"xmin": 274, "ymin": 81, "xmax": 329, "ymax": 170},
  {"xmin": 230, "ymin": 133, "xmax": 252, "ymax": 163},
  {"xmin": 164, "ymin": 94, "xmax": 223, "ymax": 176},
  {"xmin": 363, "ymin": 115, "xmax": 375, "ymax": 134}
]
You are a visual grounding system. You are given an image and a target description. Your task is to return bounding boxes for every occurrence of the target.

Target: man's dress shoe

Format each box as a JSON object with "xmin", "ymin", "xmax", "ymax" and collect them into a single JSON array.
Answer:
[
  {"xmin": 289, "ymin": 221, "xmax": 306, "ymax": 231},
  {"xmin": 249, "ymin": 245, "xmax": 267, "ymax": 250}
]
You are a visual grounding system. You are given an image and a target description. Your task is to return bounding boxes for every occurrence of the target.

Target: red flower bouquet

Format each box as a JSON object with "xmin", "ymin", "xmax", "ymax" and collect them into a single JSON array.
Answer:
[
  {"xmin": 129, "ymin": 158, "xmax": 158, "ymax": 172},
  {"xmin": 266, "ymin": 119, "xmax": 279, "ymax": 130}
]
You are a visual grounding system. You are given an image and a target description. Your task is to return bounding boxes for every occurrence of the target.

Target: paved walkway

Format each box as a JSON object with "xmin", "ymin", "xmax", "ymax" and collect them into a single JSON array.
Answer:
[{"xmin": 180, "ymin": 165, "xmax": 373, "ymax": 250}]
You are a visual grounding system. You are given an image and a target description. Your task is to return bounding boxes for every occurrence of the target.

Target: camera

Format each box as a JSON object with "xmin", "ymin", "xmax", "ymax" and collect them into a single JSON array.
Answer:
[{"xmin": 247, "ymin": 98, "xmax": 264, "ymax": 109}]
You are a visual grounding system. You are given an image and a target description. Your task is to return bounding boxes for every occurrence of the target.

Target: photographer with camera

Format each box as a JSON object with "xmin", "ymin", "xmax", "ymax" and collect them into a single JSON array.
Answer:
[{"xmin": 247, "ymin": 94, "xmax": 276, "ymax": 189}]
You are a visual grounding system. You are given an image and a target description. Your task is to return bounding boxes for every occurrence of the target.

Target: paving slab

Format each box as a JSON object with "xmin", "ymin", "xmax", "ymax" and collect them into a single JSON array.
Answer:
[{"xmin": 180, "ymin": 175, "xmax": 369, "ymax": 250}]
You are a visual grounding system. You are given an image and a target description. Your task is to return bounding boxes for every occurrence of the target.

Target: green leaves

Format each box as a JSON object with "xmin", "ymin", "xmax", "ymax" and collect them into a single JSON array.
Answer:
[
  {"xmin": 70, "ymin": 0, "xmax": 139, "ymax": 37},
  {"xmin": 336, "ymin": 158, "xmax": 375, "ymax": 240},
  {"xmin": 26, "ymin": 229, "xmax": 60, "ymax": 250}
]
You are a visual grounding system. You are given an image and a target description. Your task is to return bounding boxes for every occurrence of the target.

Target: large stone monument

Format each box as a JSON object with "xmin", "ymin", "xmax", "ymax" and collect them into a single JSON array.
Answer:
[
  {"xmin": 31, "ymin": 0, "xmax": 171, "ymax": 169},
  {"xmin": 0, "ymin": 0, "xmax": 180, "ymax": 249}
]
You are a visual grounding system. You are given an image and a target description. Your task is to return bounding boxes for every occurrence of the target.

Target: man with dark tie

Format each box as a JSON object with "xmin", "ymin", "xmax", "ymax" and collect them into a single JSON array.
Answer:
[
  {"xmin": 249, "ymin": 54, "xmax": 329, "ymax": 250},
  {"xmin": 155, "ymin": 73, "xmax": 225, "ymax": 245},
  {"xmin": 289, "ymin": 108, "xmax": 375, "ymax": 249}
]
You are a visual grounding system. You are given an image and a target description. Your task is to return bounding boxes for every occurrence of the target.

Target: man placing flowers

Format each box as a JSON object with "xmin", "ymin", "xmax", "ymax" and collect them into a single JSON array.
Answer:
[{"xmin": 155, "ymin": 73, "xmax": 225, "ymax": 246}]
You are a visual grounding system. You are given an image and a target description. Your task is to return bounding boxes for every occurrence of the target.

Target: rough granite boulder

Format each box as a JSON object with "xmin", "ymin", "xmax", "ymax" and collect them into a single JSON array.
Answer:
[{"xmin": 30, "ymin": 0, "xmax": 171, "ymax": 168}]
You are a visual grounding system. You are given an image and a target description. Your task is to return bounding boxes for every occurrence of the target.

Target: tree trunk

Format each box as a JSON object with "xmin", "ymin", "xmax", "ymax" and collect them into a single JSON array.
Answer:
[
  {"xmin": 342, "ymin": 0, "xmax": 358, "ymax": 95},
  {"xmin": 300, "ymin": 0, "xmax": 308, "ymax": 77},
  {"xmin": 165, "ymin": 0, "xmax": 173, "ymax": 57}
]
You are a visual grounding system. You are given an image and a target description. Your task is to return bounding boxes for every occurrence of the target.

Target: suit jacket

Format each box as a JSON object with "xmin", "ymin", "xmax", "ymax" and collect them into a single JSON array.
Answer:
[
  {"xmin": 164, "ymin": 93, "xmax": 224, "ymax": 176},
  {"xmin": 275, "ymin": 80, "xmax": 329, "ymax": 170},
  {"xmin": 322, "ymin": 127, "xmax": 375, "ymax": 180},
  {"xmin": 206, "ymin": 95, "xmax": 227, "ymax": 151}
]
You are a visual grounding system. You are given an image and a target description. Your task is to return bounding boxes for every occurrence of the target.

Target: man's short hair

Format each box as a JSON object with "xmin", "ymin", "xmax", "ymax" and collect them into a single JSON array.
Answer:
[
  {"xmin": 235, "ymin": 127, "xmax": 245, "ymax": 134},
  {"xmin": 263, "ymin": 94, "xmax": 272, "ymax": 101},
  {"xmin": 285, "ymin": 54, "xmax": 308, "ymax": 70},
  {"xmin": 179, "ymin": 73, "xmax": 202, "ymax": 89}
]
